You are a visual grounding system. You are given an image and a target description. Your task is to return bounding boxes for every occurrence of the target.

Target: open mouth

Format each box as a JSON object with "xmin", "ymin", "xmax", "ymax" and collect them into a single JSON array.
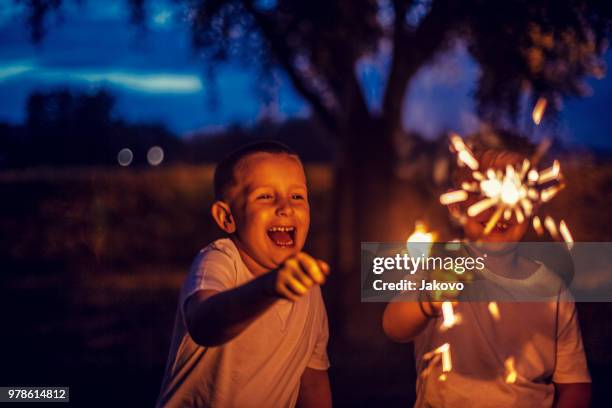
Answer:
[
  {"xmin": 267, "ymin": 226, "xmax": 296, "ymax": 247},
  {"xmin": 480, "ymin": 221, "xmax": 512, "ymax": 233}
]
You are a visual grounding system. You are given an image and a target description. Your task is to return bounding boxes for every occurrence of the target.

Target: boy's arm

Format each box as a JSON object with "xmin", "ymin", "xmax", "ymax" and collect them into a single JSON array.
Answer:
[
  {"xmin": 383, "ymin": 300, "xmax": 439, "ymax": 343},
  {"xmin": 186, "ymin": 253, "xmax": 329, "ymax": 347},
  {"xmin": 296, "ymin": 368, "xmax": 332, "ymax": 408},
  {"xmin": 185, "ymin": 271, "xmax": 277, "ymax": 347},
  {"xmin": 553, "ymin": 382, "xmax": 591, "ymax": 408},
  {"xmin": 551, "ymin": 298, "xmax": 591, "ymax": 407}
]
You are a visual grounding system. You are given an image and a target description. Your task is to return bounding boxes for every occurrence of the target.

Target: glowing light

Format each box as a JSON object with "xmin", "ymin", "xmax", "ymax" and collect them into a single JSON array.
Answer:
[
  {"xmin": 532, "ymin": 216, "xmax": 544, "ymax": 235},
  {"xmin": 441, "ymin": 301, "xmax": 458, "ymax": 330},
  {"xmin": 488, "ymin": 302, "xmax": 500, "ymax": 320},
  {"xmin": 500, "ymin": 177, "xmax": 520, "ymax": 205},
  {"xmin": 461, "ymin": 182, "xmax": 478, "ymax": 192},
  {"xmin": 407, "ymin": 221, "xmax": 435, "ymax": 257},
  {"xmin": 458, "ymin": 150, "xmax": 479, "ymax": 170},
  {"xmin": 532, "ymin": 97, "xmax": 547, "ymax": 125},
  {"xmin": 481, "ymin": 178, "xmax": 502, "ymax": 198},
  {"xmin": 540, "ymin": 185, "xmax": 562, "ymax": 202},
  {"xmin": 450, "ymin": 133, "xmax": 479, "ymax": 170},
  {"xmin": 440, "ymin": 190, "xmax": 468, "ymax": 205},
  {"xmin": 467, "ymin": 197, "xmax": 497, "ymax": 217},
  {"xmin": 439, "ymin": 343, "xmax": 452, "ymax": 372},
  {"xmin": 117, "ymin": 148, "xmax": 133, "ymax": 166},
  {"xmin": 147, "ymin": 146, "xmax": 164, "ymax": 166},
  {"xmin": 559, "ymin": 220, "xmax": 574, "ymax": 249},
  {"xmin": 504, "ymin": 357, "xmax": 517, "ymax": 383},
  {"xmin": 450, "ymin": 133, "xmax": 468, "ymax": 152},
  {"xmin": 483, "ymin": 206, "xmax": 504, "ymax": 235},
  {"xmin": 440, "ymin": 134, "xmax": 567, "ymax": 240},
  {"xmin": 544, "ymin": 216, "xmax": 559, "ymax": 239},
  {"xmin": 514, "ymin": 207, "xmax": 525, "ymax": 224},
  {"xmin": 538, "ymin": 160, "xmax": 560, "ymax": 184}
]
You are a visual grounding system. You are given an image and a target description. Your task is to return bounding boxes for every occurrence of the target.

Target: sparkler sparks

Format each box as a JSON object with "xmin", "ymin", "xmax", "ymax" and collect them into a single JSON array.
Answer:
[
  {"xmin": 440, "ymin": 133, "xmax": 574, "ymax": 245},
  {"xmin": 559, "ymin": 220, "xmax": 574, "ymax": 250},
  {"xmin": 440, "ymin": 190, "xmax": 468, "ymax": 205},
  {"xmin": 440, "ymin": 301, "xmax": 460, "ymax": 330},
  {"xmin": 488, "ymin": 302, "xmax": 500, "ymax": 321},
  {"xmin": 407, "ymin": 222, "xmax": 460, "ymax": 380},
  {"xmin": 532, "ymin": 97, "xmax": 547, "ymax": 125},
  {"xmin": 407, "ymin": 221, "xmax": 436, "ymax": 258},
  {"xmin": 504, "ymin": 357, "xmax": 518, "ymax": 383},
  {"xmin": 422, "ymin": 342, "xmax": 453, "ymax": 381}
]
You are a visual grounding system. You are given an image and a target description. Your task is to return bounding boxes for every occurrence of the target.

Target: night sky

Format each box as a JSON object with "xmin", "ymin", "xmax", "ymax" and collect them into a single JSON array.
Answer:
[{"xmin": 1, "ymin": 0, "xmax": 611, "ymax": 148}]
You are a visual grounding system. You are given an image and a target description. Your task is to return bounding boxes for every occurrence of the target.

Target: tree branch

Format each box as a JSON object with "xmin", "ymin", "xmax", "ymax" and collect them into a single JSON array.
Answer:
[
  {"xmin": 383, "ymin": 0, "xmax": 455, "ymax": 128},
  {"xmin": 242, "ymin": 2, "xmax": 339, "ymax": 133}
]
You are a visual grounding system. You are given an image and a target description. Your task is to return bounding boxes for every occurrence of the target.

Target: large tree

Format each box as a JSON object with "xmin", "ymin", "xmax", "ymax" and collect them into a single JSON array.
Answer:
[
  {"xmin": 21, "ymin": 0, "xmax": 612, "ymax": 244},
  {"xmin": 21, "ymin": 0, "xmax": 612, "ymax": 377},
  {"xmin": 168, "ymin": 0, "xmax": 612, "ymax": 293}
]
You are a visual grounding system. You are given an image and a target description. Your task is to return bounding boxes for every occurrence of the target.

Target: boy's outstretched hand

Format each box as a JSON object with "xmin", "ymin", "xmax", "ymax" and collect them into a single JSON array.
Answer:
[{"xmin": 268, "ymin": 253, "xmax": 330, "ymax": 301}]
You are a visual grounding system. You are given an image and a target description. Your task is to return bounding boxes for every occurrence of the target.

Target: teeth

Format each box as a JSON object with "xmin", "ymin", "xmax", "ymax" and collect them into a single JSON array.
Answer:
[{"xmin": 268, "ymin": 226, "xmax": 295, "ymax": 232}]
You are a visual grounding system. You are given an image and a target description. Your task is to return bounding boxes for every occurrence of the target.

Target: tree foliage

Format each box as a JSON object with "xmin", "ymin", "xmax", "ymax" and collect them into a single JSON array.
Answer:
[
  {"xmin": 20, "ymin": 0, "xmax": 612, "ymax": 133},
  {"xmin": 179, "ymin": 0, "xmax": 612, "ymax": 129}
]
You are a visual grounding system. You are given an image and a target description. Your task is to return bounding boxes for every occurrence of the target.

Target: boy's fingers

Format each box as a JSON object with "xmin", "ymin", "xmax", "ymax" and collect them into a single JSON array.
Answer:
[
  {"xmin": 292, "ymin": 268, "xmax": 315, "ymax": 289},
  {"xmin": 316, "ymin": 260, "xmax": 330, "ymax": 276},
  {"xmin": 296, "ymin": 253, "xmax": 325, "ymax": 284},
  {"xmin": 285, "ymin": 258, "xmax": 314, "ymax": 288},
  {"xmin": 285, "ymin": 277, "xmax": 308, "ymax": 297},
  {"xmin": 278, "ymin": 285, "xmax": 300, "ymax": 302}
]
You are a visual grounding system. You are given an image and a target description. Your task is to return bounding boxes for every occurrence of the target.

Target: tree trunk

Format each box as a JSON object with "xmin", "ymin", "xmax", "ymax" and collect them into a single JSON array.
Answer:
[
  {"xmin": 330, "ymin": 116, "xmax": 424, "ymax": 331},
  {"xmin": 326, "ymin": 117, "xmax": 426, "ymax": 403}
]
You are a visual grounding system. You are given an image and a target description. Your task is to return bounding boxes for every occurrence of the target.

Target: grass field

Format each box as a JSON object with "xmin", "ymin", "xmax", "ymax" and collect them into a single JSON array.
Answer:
[{"xmin": 1, "ymin": 162, "xmax": 612, "ymax": 407}]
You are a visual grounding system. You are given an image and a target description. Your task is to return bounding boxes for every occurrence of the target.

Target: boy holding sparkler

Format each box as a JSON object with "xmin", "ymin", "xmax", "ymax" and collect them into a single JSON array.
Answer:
[
  {"xmin": 157, "ymin": 141, "xmax": 331, "ymax": 407},
  {"xmin": 383, "ymin": 148, "xmax": 591, "ymax": 407}
]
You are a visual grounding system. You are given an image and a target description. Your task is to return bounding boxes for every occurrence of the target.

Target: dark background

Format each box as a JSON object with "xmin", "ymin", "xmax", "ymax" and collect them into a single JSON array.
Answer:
[{"xmin": 2, "ymin": 1, "xmax": 612, "ymax": 407}]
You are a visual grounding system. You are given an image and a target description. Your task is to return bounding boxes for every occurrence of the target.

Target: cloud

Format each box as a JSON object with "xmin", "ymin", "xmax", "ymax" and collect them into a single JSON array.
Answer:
[
  {"xmin": 0, "ymin": 61, "xmax": 203, "ymax": 93},
  {"xmin": 71, "ymin": 71, "xmax": 202, "ymax": 93},
  {"xmin": 0, "ymin": 62, "xmax": 35, "ymax": 80}
]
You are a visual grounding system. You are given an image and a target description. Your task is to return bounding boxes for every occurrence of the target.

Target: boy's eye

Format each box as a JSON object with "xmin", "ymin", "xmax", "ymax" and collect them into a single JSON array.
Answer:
[
  {"xmin": 257, "ymin": 194, "xmax": 273, "ymax": 200},
  {"xmin": 291, "ymin": 194, "xmax": 305, "ymax": 200}
]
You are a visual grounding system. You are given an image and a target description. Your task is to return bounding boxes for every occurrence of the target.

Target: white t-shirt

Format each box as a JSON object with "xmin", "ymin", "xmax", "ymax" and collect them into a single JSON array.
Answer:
[
  {"xmin": 414, "ymin": 264, "xmax": 590, "ymax": 408},
  {"xmin": 156, "ymin": 239, "xmax": 330, "ymax": 408}
]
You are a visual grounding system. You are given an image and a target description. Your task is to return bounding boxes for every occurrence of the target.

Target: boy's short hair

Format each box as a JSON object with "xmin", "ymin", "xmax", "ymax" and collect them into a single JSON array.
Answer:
[{"xmin": 213, "ymin": 140, "xmax": 298, "ymax": 201}]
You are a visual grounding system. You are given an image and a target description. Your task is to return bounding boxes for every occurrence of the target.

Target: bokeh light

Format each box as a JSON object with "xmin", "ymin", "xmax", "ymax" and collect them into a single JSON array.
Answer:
[
  {"xmin": 147, "ymin": 146, "xmax": 164, "ymax": 166},
  {"xmin": 117, "ymin": 148, "xmax": 133, "ymax": 166}
]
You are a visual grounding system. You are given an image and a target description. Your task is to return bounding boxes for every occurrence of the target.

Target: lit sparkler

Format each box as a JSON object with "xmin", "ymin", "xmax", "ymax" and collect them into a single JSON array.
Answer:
[
  {"xmin": 422, "ymin": 342, "xmax": 452, "ymax": 381},
  {"xmin": 440, "ymin": 300, "xmax": 460, "ymax": 331},
  {"xmin": 504, "ymin": 356, "xmax": 518, "ymax": 383},
  {"xmin": 407, "ymin": 221, "xmax": 436, "ymax": 258},
  {"xmin": 532, "ymin": 97, "xmax": 548, "ymax": 125},
  {"xmin": 488, "ymin": 302, "xmax": 500, "ymax": 321},
  {"xmin": 407, "ymin": 222, "xmax": 460, "ymax": 381},
  {"xmin": 440, "ymin": 133, "xmax": 574, "ymax": 246}
]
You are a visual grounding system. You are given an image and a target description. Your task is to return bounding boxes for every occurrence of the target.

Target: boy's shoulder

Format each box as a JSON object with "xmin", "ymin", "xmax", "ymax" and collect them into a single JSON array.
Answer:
[
  {"xmin": 202, "ymin": 238, "xmax": 239, "ymax": 258},
  {"xmin": 181, "ymin": 238, "xmax": 244, "ymax": 295},
  {"xmin": 192, "ymin": 238, "xmax": 242, "ymax": 271}
]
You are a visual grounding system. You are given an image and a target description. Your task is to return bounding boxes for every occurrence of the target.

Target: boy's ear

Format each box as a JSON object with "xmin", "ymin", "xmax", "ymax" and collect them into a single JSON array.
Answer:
[{"xmin": 211, "ymin": 201, "xmax": 236, "ymax": 233}]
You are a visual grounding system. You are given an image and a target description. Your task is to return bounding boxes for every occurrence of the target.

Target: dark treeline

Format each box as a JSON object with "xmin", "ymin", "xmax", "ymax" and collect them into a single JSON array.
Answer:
[{"xmin": 0, "ymin": 89, "xmax": 335, "ymax": 169}]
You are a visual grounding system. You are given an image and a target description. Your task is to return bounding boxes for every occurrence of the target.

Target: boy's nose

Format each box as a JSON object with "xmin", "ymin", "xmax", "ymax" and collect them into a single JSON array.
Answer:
[{"xmin": 276, "ymin": 200, "xmax": 295, "ymax": 216}]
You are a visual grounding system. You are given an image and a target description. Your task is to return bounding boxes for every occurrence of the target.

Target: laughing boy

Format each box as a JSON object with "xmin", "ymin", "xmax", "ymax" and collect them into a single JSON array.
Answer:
[{"xmin": 157, "ymin": 141, "xmax": 331, "ymax": 407}]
